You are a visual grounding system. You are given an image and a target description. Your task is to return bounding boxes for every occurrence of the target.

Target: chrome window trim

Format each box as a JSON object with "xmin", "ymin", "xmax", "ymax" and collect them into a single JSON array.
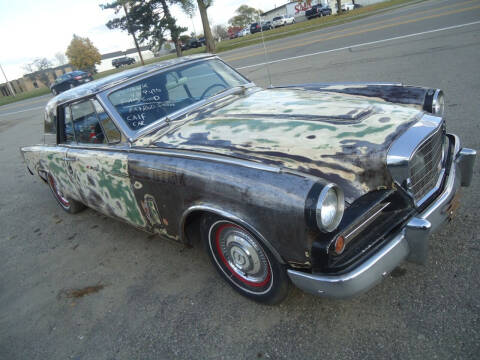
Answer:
[
  {"xmin": 387, "ymin": 113, "xmax": 444, "ymax": 205},
  {"xmin": 96, "ymin": 56, "xmax": 255, "ymax": 143}
]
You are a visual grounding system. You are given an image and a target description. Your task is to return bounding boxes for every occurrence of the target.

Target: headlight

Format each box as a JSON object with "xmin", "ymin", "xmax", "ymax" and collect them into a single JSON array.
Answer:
[
  {"xmin": 424, "ymin": 89, "xmax": 445, "ymax": 117},
  {"xmin": 316, "ymin": 184, "xmax": 344, "ymax": 232}
]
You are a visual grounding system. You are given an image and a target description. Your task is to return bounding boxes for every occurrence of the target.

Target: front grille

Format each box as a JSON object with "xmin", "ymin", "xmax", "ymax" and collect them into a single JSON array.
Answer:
[{"xmin": 409, "ymin": 127, "xmax": 444, "ymax": 203}]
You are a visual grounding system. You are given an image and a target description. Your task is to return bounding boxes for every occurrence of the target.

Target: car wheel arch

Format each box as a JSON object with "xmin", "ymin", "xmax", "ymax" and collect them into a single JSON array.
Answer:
[{"xmin": 180, "ymin": 205, "xmax": 286, "ymax": 265}]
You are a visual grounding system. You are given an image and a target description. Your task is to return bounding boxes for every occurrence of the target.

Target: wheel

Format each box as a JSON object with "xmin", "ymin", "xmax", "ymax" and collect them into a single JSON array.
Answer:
[
  {"xmin": 201, "ymin": 215, "xmax": 289, "ymax": 304},
  {"xmin": 292, "ymin": 19, "xmax": 295, "ymax": 24},
  {"xmin": 69, "ymin": 83, "xmax": 74, "ymax": 89},
  {"xmin": 52, "ymin": 88, "xmax": 57, "ymax": 95},
  {"xmin": 47, "ymin": 173, "xmax": 86, "ymax": 214}
]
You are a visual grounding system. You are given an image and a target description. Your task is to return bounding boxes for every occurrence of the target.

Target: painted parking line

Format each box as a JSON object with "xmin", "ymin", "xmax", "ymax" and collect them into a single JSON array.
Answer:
[
  {"xmin": 226, "ymin": 4, "xmax": 480, "ymax": 63},
  {"xmin": 235, "ymin": 20, "xmax": 480, "ymax": 70}
]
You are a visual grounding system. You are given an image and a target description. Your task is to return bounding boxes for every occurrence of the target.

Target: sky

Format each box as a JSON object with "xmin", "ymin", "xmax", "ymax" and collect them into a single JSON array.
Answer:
[{"xmin": 0, "ymin": 0, "xmax": 283, "ymax": 80}]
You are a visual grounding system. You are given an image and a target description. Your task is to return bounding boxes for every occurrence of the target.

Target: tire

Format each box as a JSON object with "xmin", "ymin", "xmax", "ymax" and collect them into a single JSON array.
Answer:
[
  {"xmin": 201, "ymin": 214, "xmax": 289, "ymax": 304},
  {"xmin": 47, "ymin": 173, "xmax": 86, "ymax": 214},
  {"xmin": 52, "ymin": 88, "xmax": 57, "ymax": 95}
]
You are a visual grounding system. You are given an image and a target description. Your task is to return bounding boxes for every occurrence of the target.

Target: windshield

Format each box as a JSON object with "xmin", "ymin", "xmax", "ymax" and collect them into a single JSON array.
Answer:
[
  {"xmin": 273, "ymin": 16, "xmax": 282, "ymax": 21},
  {"xmin": 108, "ymin": 59, "xmax": 249, "ymax": 130}
]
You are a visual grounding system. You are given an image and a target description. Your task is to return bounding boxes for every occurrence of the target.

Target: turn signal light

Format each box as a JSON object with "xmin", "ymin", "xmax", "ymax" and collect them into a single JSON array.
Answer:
[{"xmin": 334, "ymin": 235, "xmax": 345, "ymax": 254}]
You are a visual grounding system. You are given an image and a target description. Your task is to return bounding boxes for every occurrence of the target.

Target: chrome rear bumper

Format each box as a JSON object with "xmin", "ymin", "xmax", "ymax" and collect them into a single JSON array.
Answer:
[{"xmin": 288, "ymin": 135, "xmax": 475, "ymax": 298}]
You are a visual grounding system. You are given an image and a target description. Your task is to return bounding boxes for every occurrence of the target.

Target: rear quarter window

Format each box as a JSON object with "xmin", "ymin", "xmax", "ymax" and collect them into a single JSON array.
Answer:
[{"xmin": 44, "ymin": 107, "xmax": 56, "ymax": 134}]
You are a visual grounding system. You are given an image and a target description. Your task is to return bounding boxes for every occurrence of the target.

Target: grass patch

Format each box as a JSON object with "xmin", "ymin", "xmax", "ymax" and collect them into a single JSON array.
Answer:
[
  {"xmin": 0, "ymin": 87, "xmax": 50, "ymax": 107},
  {"xmin": 1, "ymin": 0, "xmax": 422, "ymax": 106}
]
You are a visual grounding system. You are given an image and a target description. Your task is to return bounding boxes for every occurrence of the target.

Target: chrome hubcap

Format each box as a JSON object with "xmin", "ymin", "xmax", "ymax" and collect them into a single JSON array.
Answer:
[{"xmin": 217, "ymin": 226, "xmax": 269, "ymax": 284}]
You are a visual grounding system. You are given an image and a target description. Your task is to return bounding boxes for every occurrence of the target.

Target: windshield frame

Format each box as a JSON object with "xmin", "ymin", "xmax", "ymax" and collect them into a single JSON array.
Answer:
[{"xmin": 96, "ymin": 56, "xmax": 254, "ymax": 142}]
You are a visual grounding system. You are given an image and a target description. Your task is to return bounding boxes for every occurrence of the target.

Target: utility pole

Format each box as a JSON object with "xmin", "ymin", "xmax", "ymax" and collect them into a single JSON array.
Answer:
[
  {"xmin": 0, "ymin": 63, "xmax": 16, "ymax": 97},
  {"xmin": 122, "ymin": 3, "xmax": 144, "ymax": 65}
]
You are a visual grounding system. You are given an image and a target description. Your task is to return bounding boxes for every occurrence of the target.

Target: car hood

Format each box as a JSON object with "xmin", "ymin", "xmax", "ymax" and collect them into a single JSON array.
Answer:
[{"xmin": 138, "ymin": 88, "xmax": 422, "ymax": 202}]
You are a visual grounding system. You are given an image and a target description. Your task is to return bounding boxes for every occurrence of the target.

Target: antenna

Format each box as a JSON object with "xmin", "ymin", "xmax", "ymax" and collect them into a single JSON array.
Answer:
[{"xmin": 258, "ymin": 14, "xmax": 273, "ymax": 88}]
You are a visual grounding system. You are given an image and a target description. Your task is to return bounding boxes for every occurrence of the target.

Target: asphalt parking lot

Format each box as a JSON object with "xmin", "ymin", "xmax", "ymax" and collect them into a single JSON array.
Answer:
[{"xmin": 1, "ymin": 0, "xmax": 479, "ymax": 358}]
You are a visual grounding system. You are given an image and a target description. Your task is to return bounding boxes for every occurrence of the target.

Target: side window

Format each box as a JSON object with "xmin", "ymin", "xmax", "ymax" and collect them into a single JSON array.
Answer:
[
  {"xmin": 92, "ymin": 100, "xmax": 121, "ymax": 143},
  {"xmin": 70, "ymin": 100, "xmax": 106, "ymax": 144},
  {"xmin": 64, "ymin": 106, "xmax": 75, "ymax": 143}
]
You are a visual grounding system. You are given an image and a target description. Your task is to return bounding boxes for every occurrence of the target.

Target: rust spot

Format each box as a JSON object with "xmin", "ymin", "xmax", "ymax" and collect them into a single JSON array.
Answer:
[{"xmin": 66, "ymin": 284, "xmax": 105, "ymax": 298}]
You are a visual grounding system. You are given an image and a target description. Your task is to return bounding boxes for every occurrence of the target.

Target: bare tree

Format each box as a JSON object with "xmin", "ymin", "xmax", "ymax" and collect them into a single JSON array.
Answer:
[
  {"xmin": 54, "ymin": 52, "xmax": 67, "ymax": 66},
  {"xmin": 23, "ymin": 57, "xmax": 53, "ymax": 86},
  {"xmin": 22, "ymin": 63, "xmax": 34, "ymax": 74},
  {"xmin": 212, "ymin": 24, "xmax": 228, "ymax": 41}
]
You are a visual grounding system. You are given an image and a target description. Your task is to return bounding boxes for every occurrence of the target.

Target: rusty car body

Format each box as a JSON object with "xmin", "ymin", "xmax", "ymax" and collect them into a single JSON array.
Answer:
[{"xmin": 21, "ymin": 54, "xmax": 476, "ymax": 304}]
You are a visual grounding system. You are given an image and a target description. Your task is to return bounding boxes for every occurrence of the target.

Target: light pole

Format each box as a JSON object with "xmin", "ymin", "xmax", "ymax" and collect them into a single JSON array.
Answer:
[{"xmin": 0, "ymin": 63, "xmax": 16, "ymax": 97}]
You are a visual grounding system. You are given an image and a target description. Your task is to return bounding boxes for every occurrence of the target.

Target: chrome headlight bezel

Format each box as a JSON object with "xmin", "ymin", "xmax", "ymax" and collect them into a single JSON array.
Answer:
[
  {"xmin": 424, "ymin": 88, "xmax": 445, "ymax": 117},
  {"xmin": 316, "ymin": 183, "xmax": 345, "ymax": 232}
]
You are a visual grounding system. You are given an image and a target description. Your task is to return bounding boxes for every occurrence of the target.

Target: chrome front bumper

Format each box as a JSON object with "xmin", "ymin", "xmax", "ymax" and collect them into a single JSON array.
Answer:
[{"xmin": 288, "ymin": 135, "xmax": 476, "ymax": 298}]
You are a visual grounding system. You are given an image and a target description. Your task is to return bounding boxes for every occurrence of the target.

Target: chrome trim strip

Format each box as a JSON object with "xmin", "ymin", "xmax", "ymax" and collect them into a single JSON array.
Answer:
[
  {"xmin": 343, "ymin": 202, "xmax": 390, "ymax": 242},
  {"xmin": 273, "ymin": 82, "xmax": 403, "ymax": 88},
  {"xmin": 179, "ymin": 204, "xmax": 285, "ymax": 264},
  {"xmin": 130, "ymin": 147, "xmax": 281, "ymax": 173}
]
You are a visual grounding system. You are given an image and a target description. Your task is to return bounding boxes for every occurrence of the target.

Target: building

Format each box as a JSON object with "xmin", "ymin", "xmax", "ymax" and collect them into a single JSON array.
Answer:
[
  {"xmin": 1, "ymin": 64, "xmax": 73, "ymax": 98},
  {"xmin": 261, "ymin": 0, "xmax": 384, "ymax": 21}
]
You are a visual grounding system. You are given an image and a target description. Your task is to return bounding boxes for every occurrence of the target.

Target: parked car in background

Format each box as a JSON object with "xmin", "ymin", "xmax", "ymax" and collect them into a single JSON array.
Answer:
[
  {"xmin": 49, "ymin": 71, "xmax": 93, "ymax": 95},
  {"xmin": 284, "ymin": 14, "xmax": 296, "ymax": 25},
  {"xmin": 181, "ymin": 38, "xmax": 203, "ymax": 51},
  {"xmin": 250, "ymin": 22, "xmax": 262, "ymax": 34},
  {"xmin": 198, "ymin": 37, "xmax": 206, "ymax": 46},
  {"xmin": 306, "ymin": 4, "xmax": 332, "ymax": 19},
  {"xmin": 342, "ymin": 3, "xmax": 355, "ymax": 11},
  {"xmin": 237, "ymin": 27, "xmax": 250, "ymax": 37},
  {"xmin": 22, "ymin": 54, "xmax": 476, "ymax": 304},
  {"xmin": 112, "ymin": 57, "xmax": 135, "ymax": 68},
  {"xmin": 272, "ymin": 15, "xmax": 295, "ymax": 28},
  {"xmin": 228, "ymin": 26, "xmax": 242, "ymax": 39},
  {"xmin": 262, "ymin": 20, "xmax": 273, "ymax": 31}
]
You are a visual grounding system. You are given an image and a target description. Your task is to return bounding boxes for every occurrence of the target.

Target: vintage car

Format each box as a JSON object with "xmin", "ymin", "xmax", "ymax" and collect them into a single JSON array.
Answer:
[{"xmin": 21, "ymin": 54, "xmax": 475, "ymax": 304}]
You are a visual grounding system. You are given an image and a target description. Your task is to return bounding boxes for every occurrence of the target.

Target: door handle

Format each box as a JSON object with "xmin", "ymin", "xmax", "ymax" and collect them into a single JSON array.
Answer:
[{"xmin": 65, "ymin": 157, "xmax": 77, "ymax": 162}]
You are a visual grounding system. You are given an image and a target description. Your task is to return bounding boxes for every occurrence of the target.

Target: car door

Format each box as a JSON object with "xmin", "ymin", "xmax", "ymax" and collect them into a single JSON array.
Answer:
[
  {"xmin": 49, "ymin": 104, "xmax": 83, "ymax": 202},
  {"xmin": 64, "ymin": 98, "xmax": 147, "ymax": 228}
]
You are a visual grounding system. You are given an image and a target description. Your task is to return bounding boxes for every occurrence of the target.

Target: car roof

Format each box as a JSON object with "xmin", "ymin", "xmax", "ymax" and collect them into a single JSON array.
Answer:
[{"xmin": 47, "ymin": 54, "xmax": 215, "ymax": 108}]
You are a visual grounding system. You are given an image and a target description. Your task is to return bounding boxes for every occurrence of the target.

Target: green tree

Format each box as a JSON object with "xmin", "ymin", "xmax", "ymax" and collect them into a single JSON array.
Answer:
[
  {"xmin": 228, "ymin": 5, "xmax": 262, "ymax": 28},
  {"xmin": 65, "ymin": 35, "xmax": 101, "ymax": 72},
  {"xmin": 101, "ymin": 0, "xmax": 190, "ymax": 58}
]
